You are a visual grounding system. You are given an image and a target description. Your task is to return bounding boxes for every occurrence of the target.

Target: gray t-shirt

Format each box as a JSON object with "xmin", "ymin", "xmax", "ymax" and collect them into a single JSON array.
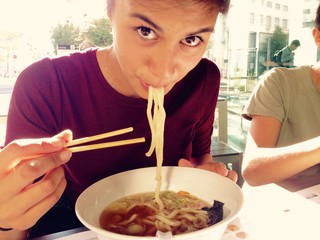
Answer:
[
  {"xmin": 242, "ymin": 66, "xmax": 320, "ymax": 177},
  {"xmin": 280, "ymin": 46, "xmax": 294, "ymax": 67},
  {"xmin": 243, "ymin": 66, "xmax": 320, "ymax": 147}
]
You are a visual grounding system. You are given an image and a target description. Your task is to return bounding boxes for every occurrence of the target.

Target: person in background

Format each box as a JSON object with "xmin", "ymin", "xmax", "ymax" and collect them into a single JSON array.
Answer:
[
  {"xmin": 241, "ymin": 4, "xmax": 320, "ymax": 187},
  {"xmin": 279, "ymin": 39, "xmax": 301, "ymax": 67},
  {"xmin": 0, "ymin": 1, "xmax": 237, "ymax": 239}
]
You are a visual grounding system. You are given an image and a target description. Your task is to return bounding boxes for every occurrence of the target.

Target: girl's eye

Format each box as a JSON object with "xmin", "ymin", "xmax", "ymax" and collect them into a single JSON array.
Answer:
[
  {"xmin": 137, "ymin": 26, "xmax": 157, "ymax": 40},
  {"xmin": 181, "ymin": 36, "xmax": 203, "ymax": 47}
]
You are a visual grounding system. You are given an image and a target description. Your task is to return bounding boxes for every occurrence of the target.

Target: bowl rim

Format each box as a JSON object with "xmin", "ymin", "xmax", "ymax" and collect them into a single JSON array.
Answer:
[{"xmin": 75, "ymin": 166, "xmax": 244, "ymax": 240}]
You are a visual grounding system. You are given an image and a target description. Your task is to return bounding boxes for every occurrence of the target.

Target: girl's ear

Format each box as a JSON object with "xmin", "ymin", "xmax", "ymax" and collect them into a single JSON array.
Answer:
[
  {"xmin": 107, "ymin": 11, "xmax": 112, "ymax": 23},
  {"xmin": 106, "ymin": 0, "xmax": 114, "ymax": 22},
  {"xmin": 312, "ymin": 27, "xmax": 320, "ymax": 48}
]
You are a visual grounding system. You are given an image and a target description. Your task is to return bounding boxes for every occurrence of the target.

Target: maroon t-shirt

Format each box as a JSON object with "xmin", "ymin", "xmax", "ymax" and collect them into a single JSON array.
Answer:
[{"xmin": 6, "ymin": 48, "xmax": 220, "ymax": 204}]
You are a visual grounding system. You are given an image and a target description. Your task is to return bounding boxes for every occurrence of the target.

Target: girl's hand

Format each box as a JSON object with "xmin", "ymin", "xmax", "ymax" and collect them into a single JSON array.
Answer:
[
  {"xmin": 178, "ymin": 158, "xmax": 238, "ymax": 182},
  {"xmin": 0, "ymin": 130, "xmax": 73, "ymax": 231}
]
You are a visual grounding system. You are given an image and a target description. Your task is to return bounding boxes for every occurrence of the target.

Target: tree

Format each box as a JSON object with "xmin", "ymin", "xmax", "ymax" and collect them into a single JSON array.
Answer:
[
  {"xmin": 0, "ymin": 31, "xmax": 20, "ymax": 49},
  {"xmin": 51, "ymin": 17, "xmax": 113, "ymax": 54},
  {"xmin": 82, "ymin": 18, "xmax": 113, "ymax": 48},
  {"xmin": 51, "ymin": 22, "xmax": 82, "ymax": 54},
  {"xmin": 269, "ymin": 26, "xmax": 288, "ymax": 59}
]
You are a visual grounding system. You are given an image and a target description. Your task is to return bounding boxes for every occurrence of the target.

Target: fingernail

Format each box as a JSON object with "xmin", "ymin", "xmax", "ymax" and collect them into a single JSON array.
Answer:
[{"xmin": 60, "ymin": 151, "xmax": 72, "ymax": 163}]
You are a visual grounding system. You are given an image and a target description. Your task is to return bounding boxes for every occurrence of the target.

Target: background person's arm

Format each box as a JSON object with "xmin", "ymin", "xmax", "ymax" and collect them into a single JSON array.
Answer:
[{"xmin": 242, "ymin": 115, "xmax": 320, "ymax": 186}]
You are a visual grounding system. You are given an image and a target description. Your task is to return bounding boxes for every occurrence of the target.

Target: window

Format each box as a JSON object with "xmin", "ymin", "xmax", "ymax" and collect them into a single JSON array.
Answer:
[
  {"xmin": 0, "ymin": 0, "xmax": 316, "ymax": 152},
  {"xmin": 250, "ymin": 13, "xmax": 255, "ymax": 24},
  {"xmin": 266, "ymin": 15, "xmax": 272, "ymax": 28},
  {"xmin": 260, "ymin": 14, "xmax": 264, "ymax": 26},
  {"xmin": 303, "ymin": 9, "xmax": 311, "ymax": 14},
  {"xmin": 282, "ymin": 19, "xmax": 288, "ymax": 29}
]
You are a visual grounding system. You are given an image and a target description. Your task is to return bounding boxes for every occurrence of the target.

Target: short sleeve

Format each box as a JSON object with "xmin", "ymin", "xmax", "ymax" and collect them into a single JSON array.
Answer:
[{"xmin": 242, "ymin": 68, "xmax": 289, "ymax": 123}]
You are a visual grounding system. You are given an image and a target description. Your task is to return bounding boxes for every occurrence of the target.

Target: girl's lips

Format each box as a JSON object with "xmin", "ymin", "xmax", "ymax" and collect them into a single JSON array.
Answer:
[
  {"xmin": 141, "ymin": 81, "xmax": 150, "ymax": 91},
  {"xmin": 141, "ymin": 81, "xmax": 169, "ymax": 91}
]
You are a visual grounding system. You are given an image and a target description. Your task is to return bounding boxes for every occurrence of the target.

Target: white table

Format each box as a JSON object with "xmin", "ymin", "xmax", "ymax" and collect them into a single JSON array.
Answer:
[
  {"xmin": 33, "ymin": 171, "xmax": 320, "ymax": 240},
  {"xmin": 223, "ymin": 172, "xmax": 320, "ymax": 240}
]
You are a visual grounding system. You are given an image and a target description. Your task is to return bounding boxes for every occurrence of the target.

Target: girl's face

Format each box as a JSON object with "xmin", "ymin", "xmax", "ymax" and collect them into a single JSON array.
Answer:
[{"xmin": 108, "ymin": 0, "xmax": 220, "ymax": 99}]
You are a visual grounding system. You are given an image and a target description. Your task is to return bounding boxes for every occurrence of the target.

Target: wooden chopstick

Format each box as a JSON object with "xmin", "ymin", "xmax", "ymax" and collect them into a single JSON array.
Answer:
[
  {"xmin": 68, "ymin": 137, "xmax": 145, "ymax": 153},
  {"xmin": 66, "ymin": 127, "xmax": 145, "ymax": 153},
  {"xmin": 67, "ymin": 127, "xmax": 134, "ymax": 147}
]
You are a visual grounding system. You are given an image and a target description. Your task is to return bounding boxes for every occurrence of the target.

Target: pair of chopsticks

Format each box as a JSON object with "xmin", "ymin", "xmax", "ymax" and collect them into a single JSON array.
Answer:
[{"xmin": 67, "ymin": 127, "xmax": 145, "ymax": 153}]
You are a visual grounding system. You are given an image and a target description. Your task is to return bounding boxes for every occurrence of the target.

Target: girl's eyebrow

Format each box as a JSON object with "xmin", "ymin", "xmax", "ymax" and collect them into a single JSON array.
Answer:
[
  {"xmin": 129, "ymin": 13, "xmax": 163, "ymax": 31},
  {"xmin": 187, "ymin": 27, "xmax": 215, "ymax": 36},
  {"xmin": 129, "ymin": 13, "xmax": 214, "ymax": 36}
]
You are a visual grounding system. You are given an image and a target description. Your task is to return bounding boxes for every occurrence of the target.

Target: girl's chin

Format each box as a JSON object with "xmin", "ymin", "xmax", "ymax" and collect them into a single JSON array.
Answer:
[{"xmin": 135, "ymin": 87, "xmax": 149, "ymax": 99}]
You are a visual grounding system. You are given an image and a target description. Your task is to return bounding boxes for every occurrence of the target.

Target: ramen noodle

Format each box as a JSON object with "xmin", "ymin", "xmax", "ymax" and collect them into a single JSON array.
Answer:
[
  {"xmin": 99, "ymin": 190, "xmax": 212, "ymax": 236},
  {"xmin": 145, "ymin": 86, "xmax": 166, "ymax": 210},
  {"xmin": 98, "ymin": 87, "xmax": 224, "ymax": 236}
]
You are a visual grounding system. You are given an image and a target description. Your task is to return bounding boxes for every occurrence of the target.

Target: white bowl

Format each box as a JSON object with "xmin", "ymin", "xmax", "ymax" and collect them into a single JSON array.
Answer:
[{"xmin": 75, "ymin": 166, "xmax": 244, "ymax": 240}]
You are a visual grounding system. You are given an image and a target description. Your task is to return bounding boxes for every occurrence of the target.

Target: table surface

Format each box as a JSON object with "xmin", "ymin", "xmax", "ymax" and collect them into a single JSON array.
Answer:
[{"xmin": 32, "ymin": 171, "xmax": 320, "ymax": 240}]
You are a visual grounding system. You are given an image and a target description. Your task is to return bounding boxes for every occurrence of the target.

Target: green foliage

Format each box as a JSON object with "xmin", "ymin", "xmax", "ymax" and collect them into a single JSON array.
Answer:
[
  {"xmin": 51, "ymin": 17, "xmax": 113, "ymax": 54},
  {"xmin": 51, "ymin": 22, "xmax": 82, "ymax": 54},
  {"xmin": 82, "ymin": 18, "xmax": 113, "ymax": 48},
  {"xmin": 0, "ymin": 31, "xmax": 21, "ymax": 49},
  {"xmin": 269, "ymin": 26, "xmax": 288, "ymax": 58}
]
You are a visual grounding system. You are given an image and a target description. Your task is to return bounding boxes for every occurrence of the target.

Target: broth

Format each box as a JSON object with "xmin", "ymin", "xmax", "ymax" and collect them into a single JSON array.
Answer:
[{"xmin": 99, "ymin": 190, "xmax": 220, "ymax": 236}]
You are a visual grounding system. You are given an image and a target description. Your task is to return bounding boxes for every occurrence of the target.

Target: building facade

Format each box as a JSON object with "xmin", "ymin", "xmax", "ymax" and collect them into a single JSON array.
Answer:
[{"xmin": 210, "ymin": 0, "xmax": 319, "ymax": 85}]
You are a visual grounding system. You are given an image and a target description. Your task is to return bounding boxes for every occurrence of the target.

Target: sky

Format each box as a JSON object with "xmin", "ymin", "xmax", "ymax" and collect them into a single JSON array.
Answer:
[{"xmin": 0, "ymin": 0, "xmax": 106, "ymax": 51}]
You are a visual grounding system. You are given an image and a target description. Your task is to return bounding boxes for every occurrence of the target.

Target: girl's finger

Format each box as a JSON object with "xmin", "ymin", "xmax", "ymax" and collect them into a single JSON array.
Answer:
[
  {"xmin": 196, "ymin": 161, "xmax": 229, "ymax": 176},
  {"xmin": 0, "ymin": 150, "xmax": 71, "ymax": 196},
  {"xmin": 178, "ymin": 159, "xmax": 193, "ymax": 167},
  {"xmin": 0, "ymin": 167, "xmax": 67, "ymax": 230},
  {"xmin": 0, "ymin": 129, "xmax": 72, "ymax": 170},
  {"xmin": 227, "ymin": 170, "xmax": 238, "ymax": 182}
]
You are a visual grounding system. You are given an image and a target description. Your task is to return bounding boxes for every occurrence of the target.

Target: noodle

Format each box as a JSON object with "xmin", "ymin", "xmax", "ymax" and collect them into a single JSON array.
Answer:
[
  {"xmin": 145, "ymin": 86, "xmax": 166, "ymax": 210},
  {"xmin": 98, "ymin": 87, "xmax": 225, "ymax": 237},
  {"xmin": 99, "ymin": 190, "xmax": 212, "ymax": 236}
]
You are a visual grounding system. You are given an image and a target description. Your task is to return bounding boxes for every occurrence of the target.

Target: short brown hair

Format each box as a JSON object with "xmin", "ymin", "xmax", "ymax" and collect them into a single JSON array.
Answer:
[
  {"xmin": 315, "ymin": 4, "xmax": 320, "ymax": 29},
  {"xmin": 106, "ymin": 0, "xmax": 230, "ymax": 17}
]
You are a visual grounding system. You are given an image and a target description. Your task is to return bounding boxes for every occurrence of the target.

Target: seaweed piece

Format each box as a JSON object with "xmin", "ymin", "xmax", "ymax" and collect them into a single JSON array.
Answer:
[{"xmin": 202, "ymin": 200, "xmax": 224, "ymax": 225}]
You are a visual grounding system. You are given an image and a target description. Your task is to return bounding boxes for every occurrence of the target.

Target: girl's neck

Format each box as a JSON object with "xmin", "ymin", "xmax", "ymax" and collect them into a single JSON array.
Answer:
[{"xmin": 97, "ymin": 47, "xmax": 130, "ymax": 95}]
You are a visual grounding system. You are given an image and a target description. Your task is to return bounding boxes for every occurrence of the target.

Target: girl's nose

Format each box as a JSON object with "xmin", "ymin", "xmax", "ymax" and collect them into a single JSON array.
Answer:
[{"xmin": 148, "ymin": 45, "xmax": 179, "ymax": 83}]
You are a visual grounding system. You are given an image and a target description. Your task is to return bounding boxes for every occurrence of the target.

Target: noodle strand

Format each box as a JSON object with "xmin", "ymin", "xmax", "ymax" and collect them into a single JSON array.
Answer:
[{"xmin": 145, "ymin": 86, "xmax": 166, "ymax": 210}]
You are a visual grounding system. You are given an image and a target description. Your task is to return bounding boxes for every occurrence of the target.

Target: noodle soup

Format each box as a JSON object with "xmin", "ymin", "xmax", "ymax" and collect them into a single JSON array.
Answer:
[
  {"xmin": 99, "ymin": 190, "xmax": 223, "ymax": 236},
  {"xmin": 76, "ymin": 167, "xmax": 244, "ymax": 240}
]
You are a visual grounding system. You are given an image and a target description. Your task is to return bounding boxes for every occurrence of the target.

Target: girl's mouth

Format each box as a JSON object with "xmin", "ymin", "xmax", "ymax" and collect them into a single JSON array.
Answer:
[
  {"xmin": 141, "ymin": 81, "xmax": 150, "ymax": 91},
  {"xmin": 141, "ymin": 81, "xmax": 170, "ymax": 91}
]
